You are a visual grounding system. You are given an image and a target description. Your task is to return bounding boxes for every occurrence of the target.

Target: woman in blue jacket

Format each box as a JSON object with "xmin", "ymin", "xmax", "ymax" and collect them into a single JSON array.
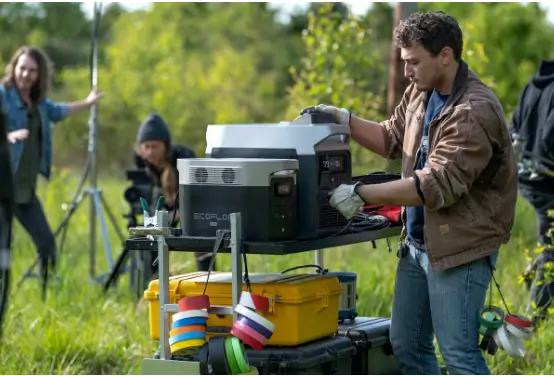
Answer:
[{"xmin": 3, "ymin": 46, "xmax": 104, "ymax": 279}]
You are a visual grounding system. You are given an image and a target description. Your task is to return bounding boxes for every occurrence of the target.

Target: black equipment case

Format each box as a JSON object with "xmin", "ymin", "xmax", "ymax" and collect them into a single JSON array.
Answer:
[
  {"xmin": 245, "ymin": 336, "xmax": 356, "ymax": 375},
  {"xmin": 337, "ymin": 317, "xmax": 402, "ymax": 375}
]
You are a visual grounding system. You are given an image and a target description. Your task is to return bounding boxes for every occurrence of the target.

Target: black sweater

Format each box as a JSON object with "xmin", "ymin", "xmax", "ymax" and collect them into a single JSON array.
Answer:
[{"xmin": 509, "ymin": 60, "xmax": 554, "ymax": 190}]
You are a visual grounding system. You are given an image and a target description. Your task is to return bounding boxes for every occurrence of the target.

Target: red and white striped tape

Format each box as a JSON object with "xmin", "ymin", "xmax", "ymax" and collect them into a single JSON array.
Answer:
[
  {"xmin": 178, "ymin": 295, "xmax": 211, "ymax": 311},
  {"xmin": 239, "ymin": 292, "xmax": 270, "ymax": 313}
]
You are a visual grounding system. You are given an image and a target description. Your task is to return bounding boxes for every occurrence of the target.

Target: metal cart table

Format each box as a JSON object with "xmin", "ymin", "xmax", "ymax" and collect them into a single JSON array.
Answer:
[{"xmin": 126, "ymin": 212, "xmax": 401, "ymax": 375}]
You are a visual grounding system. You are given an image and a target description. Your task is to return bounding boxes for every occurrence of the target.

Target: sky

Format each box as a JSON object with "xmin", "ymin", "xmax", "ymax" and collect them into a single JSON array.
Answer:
[{"xmin": 81, "ymin": 1, "xmax": 554, "ymax": 24}]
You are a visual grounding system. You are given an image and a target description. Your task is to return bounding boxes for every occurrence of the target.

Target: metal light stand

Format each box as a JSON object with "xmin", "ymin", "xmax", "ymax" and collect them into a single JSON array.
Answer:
[{"xmin": 17, "ymin": 2, "xmax": 125, "ymax": 288}]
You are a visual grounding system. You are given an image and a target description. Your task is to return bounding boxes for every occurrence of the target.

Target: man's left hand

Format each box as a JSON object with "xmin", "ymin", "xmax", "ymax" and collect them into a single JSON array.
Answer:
[
  {"xmin": 85, "ymin": 89, "xmax": 105, "ymax": 106},
  {"xmin": 329, "ymin": 183, "xmax": 366, "ymax": 219}
]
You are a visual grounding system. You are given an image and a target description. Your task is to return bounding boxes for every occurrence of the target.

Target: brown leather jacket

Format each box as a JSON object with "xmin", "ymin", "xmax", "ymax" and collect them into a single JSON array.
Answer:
[{"xmin": 381, "ymin": 60, "xmax": 518, "ymax": 271}]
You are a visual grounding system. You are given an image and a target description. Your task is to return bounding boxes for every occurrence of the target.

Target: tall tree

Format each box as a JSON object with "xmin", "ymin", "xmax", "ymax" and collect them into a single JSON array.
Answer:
[{"xmin": 387, "ymin": 2, "xmax": 417, "ymax": 117}]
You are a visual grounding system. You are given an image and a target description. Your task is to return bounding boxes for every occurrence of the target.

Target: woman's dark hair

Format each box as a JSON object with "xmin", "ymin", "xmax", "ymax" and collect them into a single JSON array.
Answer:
[
  {"xmin": 1, "ymin": 46, "xmax": 53, "ymax": 102},
  {"xmin": 135, "ymin": 143, "xmax": 178, "ymax": 208},
  {"xmin": 394, "ymin": 11, "xmax": 463, "ymax": 62}
]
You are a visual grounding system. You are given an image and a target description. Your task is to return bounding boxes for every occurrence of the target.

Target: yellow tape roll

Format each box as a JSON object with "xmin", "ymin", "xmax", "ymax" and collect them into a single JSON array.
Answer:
[{"xmin": 170, "ymin": 338, "xmax": 206, "ymax": 356}]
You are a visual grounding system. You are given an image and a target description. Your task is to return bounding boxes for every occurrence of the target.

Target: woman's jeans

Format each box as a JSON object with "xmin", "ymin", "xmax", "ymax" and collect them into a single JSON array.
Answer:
[{"xmin": 11, "ymin": 195, "xmax": 57, "ymax": 274}]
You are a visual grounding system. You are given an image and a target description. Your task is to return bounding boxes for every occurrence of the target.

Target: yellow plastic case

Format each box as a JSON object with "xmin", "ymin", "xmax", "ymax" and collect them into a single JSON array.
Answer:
[{"xmin": 144, "ymin": 272, "xmax": 342, "ymax": 347}]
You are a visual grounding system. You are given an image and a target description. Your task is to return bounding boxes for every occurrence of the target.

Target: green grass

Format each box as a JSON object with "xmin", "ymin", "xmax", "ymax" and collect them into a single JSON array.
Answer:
[{"xmin": 0, "ymin": 169, "xmax": 553, "ymax": 374}]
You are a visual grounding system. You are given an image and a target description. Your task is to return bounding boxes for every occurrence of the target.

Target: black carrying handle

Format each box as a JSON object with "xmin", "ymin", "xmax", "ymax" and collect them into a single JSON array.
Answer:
[{"xmin": 280, "ymin": 264, "xmax": 328, "ymax": 275}]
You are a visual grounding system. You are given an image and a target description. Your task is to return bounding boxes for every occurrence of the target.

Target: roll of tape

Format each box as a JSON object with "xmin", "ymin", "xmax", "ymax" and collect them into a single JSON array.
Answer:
[
  {"xmin": 172, "ymin": 317, "xmax": 208, "ymax": 330},
  {"xmin": 169, "ymin": 331, "xmax": 207, "ymax": 346},
  {"xmin": 478, "ymin": 305, "xmax": 505, "ymax": 329},
  {"xmin": 170, "ymin": 325, "xmax": 206, "ymax": 337},
  {"xmin": 486, "ymin": 334, "xmax": 499, "ymax": 356},
  {"xmin": 230, "ymin": 324, "xmax": 265, "ymax": 350},
  {"xmin": 239, "ymin": 292, "xmax": 270, "ymax": 313},
  {"xmin": 230, "ymin": 336, "xmax": 251, "ymax": 373},
  {"xmin": 505, "ymin": 322, "xmax": 533, "ymax": 340},
  {"xmin": 178, "ymin": 295, "xmax": 211, "ymax": 311},
  {"xmin": 237, "ymin": 314, "xmax": 273, "ymax": 339},
  {"xmin": 479, "ymin": 334, "xmax": 490, "ymax": 351},
  {"xmin": 505, "ymin": 314, "xmax": 533, "ymax": 329},
  {"xmin": 224, "ymin": 336, "xmax": 242, "ymax": 375},
  {"xmin": 479, "ymin": 330, "xmax": 499, "ymax": 356},
  {"xmin": 234, "ymin": 304, "xmax": 275, "ymax": 332},
  {"xmin": 170, "ymin": 338, "xmax": 206, "ymax": 356},
  {"xmin": 493, "ymin": 324, "xmax": 525, "ymax": 358},
  {"xmin": 198, "ymin": 343, "xmax": 211, "ymax": 375},
  {"xmin": 208, "ymin": 336, "xmax": 229, "ymax": 375},
  {"xmin": 233, "ymin": 320, "xmax": 267, "ymax": 347},
  {"xmin": 479, "ymin": 312, "xmax": 496, "ymax": 336},
  {"xmin": 172, "ymin": 309, "xmax": 209, "ymax": 322}
]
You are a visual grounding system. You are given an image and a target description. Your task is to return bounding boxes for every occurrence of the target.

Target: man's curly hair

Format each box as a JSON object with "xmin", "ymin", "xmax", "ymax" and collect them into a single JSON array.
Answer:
[{"xmin": 394, "ymin": 11, "xmax": 463, "ymax": 62}]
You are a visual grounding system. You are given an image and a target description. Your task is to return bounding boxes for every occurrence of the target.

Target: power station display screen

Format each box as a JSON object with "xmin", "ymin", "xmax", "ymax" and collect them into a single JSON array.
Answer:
[
  {"xmin": 274, "ymin": 181, "xmax": 293, "ymax": 197},
  {"xmin": 276, "ymin": 183, "xmax": 291, "ymax": 196},
  {"xmin": 319, "ymin": 155, "xmax": 346, "ymax": 172}
]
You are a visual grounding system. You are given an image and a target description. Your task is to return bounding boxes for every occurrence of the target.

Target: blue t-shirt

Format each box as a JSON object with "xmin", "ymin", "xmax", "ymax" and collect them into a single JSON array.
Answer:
[{"xmin": 405, "ymin": 89, "xmax": 449, "ymax": 246}]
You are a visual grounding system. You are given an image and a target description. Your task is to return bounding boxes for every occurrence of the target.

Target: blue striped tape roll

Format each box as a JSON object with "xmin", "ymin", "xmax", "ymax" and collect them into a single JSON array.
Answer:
[
  {"xmin": 237, "ymin": 314, "xmax": 273, "ymax": 339},
  {"xmin": 171, "ymin": 317, "xmax": 208, "ymax": 330},
  {"xmin": 169, "ymin": 331, "xmax": 207, "ymax": 345}
]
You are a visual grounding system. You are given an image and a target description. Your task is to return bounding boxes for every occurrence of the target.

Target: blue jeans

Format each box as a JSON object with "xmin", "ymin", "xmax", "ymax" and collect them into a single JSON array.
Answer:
[{"xmin": 390, "ymin": 243, "xmax": 499, "ymax": 375}]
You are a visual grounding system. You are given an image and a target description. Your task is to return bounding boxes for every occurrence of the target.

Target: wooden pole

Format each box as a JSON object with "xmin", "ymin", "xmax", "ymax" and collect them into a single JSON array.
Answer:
[{"xmin": 387, "ymin": 2, "xmax": 418, "ymax": 117}]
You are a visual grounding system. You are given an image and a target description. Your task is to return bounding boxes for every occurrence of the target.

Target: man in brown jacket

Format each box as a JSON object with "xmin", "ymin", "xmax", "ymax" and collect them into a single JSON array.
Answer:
[{"xmin": 302, "ymin": 11, "xmax": 518, "ymax": 375}]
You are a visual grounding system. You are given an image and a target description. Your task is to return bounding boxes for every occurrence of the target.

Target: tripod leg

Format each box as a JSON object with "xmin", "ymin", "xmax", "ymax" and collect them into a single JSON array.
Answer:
[
  {"xmin": 16, "ymin": 258, "xmax": 38, "ymax": 288},
  {"xmin": 129, "ymin": 248, "xmax": 137, "ymax": 291},
  {"xmin": 90, "ymin": 190, "xmax": 114, "ymax": 270},
  {"xmin": 98, "ymin": 193, "xmax": 129, "ymax": 284},
  {"xmin": 100, "ymin": 194, "xmax": 126, "ymax": 243},
  {"xmin": 103, "ymin": 246, "xmax": 129, "ymax": 292},
  {"xmin": 54, "ymin": 156, "xmax": 91, "ymax": 239}
]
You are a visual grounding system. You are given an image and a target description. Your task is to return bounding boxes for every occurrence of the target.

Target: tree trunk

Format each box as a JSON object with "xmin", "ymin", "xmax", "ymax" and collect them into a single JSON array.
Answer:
[
  {"xmin": 386, "ymin": 2, "xmax": 417, "ymax": 172},
  {"xmin": 386, "ymin": 2, "xmax": 418, "ymax": 118}
]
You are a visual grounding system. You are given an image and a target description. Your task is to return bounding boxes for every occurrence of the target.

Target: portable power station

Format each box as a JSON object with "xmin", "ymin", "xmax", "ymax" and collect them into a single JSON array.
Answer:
[
  {"xmin": 205, "ymin": 112, "xmax": 352, "ymax": 240},
  {"xmin": 177, "ymin": 158, "xmax": 299, "ymax": 241}
]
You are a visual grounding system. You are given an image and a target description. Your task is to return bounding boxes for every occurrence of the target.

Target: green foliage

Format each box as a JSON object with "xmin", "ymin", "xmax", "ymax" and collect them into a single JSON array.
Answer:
[
  {"xmin": 57, "ymin": 3, "xmax": 295, "ymax": 170},
  {"xmin": 420, "ymin": 2, "xmax": 554, "ymax": 115},
  {"xmin": 286, "ymin": 4, "xmax": 391, "ymax": 175}
]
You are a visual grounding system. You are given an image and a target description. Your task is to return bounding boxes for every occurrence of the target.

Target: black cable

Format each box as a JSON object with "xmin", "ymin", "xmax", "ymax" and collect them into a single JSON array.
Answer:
[
  {"xmin": 171, "ymin": 189, "xmax": 179, "ymax": 226},
  {"xmin": 241, "ymin": 244, "xmax": 252, "ymax": 293},
  {"xmin": 351, "ymin": 213, "xmax": 390, "ymax": 232},
  {"xmin": 281, "ymin": 264, "xmax": 326, "ymax": 274},
  {"xmin": 323, "ymin": 213, "xmax": 390, "ymax": 239},
  {"xmin": 202, "ymin": 229, "xmax": 230, "ymax": 295},
  {"xmin": 486, "ymin": 256, "xmax": 511, "ymax": 316}
]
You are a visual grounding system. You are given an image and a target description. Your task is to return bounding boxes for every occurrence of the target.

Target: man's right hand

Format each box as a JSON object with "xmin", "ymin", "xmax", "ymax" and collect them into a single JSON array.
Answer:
[
  {"xmin": 300, "ymin": 104, "xmax": 351, "ymax": 126},
  {"xmin": 7, "ymin": 129, "xmax": 29, "ymax": 144}
]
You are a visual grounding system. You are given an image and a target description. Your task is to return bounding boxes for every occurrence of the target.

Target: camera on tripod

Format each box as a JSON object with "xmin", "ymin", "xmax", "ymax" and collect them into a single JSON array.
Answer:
[{"xmin": 124, "ymin": 169, "xmax": 154, "ymax": 216}]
